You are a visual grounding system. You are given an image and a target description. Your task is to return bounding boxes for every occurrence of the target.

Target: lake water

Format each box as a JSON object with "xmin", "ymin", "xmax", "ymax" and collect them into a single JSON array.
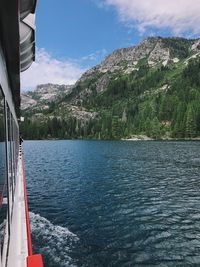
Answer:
[{"xmin": 24, "ymin": 140, "xmax": 200, "ymax": 267}]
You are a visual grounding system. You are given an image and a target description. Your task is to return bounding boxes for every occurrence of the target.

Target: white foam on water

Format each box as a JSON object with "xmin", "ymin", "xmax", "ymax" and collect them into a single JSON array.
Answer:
[
  {"xmin": 30, "ymin": 212, "xmax": 79, "ymax": 267},
  {"xmin": 0, "ymin": 219, "xmax": 6, "ymax": 244}
]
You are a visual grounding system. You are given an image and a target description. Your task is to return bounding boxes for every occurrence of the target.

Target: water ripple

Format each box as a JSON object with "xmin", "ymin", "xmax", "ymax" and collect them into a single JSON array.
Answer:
[{"xmin": 24, "ymin": 140, "xmax": 200, "ymax": 266}]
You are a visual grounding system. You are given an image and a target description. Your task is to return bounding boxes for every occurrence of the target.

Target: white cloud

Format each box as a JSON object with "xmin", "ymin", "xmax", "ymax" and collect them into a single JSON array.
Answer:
[
  {"xmin": 21, "ymin": 48, "xmax": 87, "ymax": 91},
  {"xmin": 103, "ymin": 0, "xmax": 200, "ymax": 35},
  {"xmin": 80, "ymin": 49, "xmax": 107, "ymax": 62}
]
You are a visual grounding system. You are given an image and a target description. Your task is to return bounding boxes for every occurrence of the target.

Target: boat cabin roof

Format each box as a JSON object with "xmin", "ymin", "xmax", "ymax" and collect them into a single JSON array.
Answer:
[{"xmin": 0, "ymin": 0, "xmax": 36, "ymax": 117}]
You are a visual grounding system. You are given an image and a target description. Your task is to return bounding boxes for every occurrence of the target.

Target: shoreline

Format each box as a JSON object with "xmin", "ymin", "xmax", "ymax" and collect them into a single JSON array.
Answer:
[
  {"xmin": 121, "ymin": 135, "xmax": 154, "ymax": 141},
  {"xmin": 24, "ymin": 136, "xmax": 200, "ymax": 141},
  {"xmin": 122, "ymin": 135, "xmax": 200, "ymax": 141}
]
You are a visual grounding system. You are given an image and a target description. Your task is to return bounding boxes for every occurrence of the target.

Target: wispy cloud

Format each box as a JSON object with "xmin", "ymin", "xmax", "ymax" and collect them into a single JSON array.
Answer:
[
  {"xmin": 102, "ymin": 0, "xmax": 200, "ymax": 36},
  {"xmin": 21, "ymin": 48, "xmax": 87, "ymax": 91},
  {"xmin": 80, "ymin": 49, "xmax": 107, "ymax": 63}
]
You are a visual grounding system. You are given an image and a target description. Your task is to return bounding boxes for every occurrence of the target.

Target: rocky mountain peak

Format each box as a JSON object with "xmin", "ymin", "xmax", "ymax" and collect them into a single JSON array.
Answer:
[
  {"xmin": 191, "ymin": 39, "xmax": 200, "ymax": 52},
  {"xmin": 21, "ymin": 83, "xmax": 73, "ymax": 110},
  {"xmin": 22, "ymin": 36, "xmax": 200, "ymax": 114},
  {"xmin": 81, "ymin": 37, "xmax": 197, "ymax": 83}
]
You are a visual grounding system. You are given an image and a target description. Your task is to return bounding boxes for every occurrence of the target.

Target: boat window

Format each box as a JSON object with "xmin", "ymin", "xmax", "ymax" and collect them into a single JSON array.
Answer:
[
  {"xmin": 0, "ymin": 87, "xmax": 7, "ymax": 252},
  {"xmin": 13, "ymin": 119, "xmax": 19, "ymax": 183},
  {"xmin": 6, "ymin": 105, "xmax": 17, "ymax": 214}
]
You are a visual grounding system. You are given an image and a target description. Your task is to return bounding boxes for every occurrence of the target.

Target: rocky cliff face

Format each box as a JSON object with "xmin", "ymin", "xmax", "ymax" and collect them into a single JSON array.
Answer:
[
  {"xmin": 21, "ymin": 83, "xmax": 73, "ymax": 111},
  {"xmin": 81, "ymin": 37, "xmax": 161, "ymax": 80},
  {"xmin": 80, "ymin": 37, "xmax": 199, "ymax": 80},
  {"xmin": 21, "ymin": 83, "xmax": 97, "ymax": 122},
  {"xmin": 21, "ymin": 94, "xmax": 37, "ymax": 110},
  {"xmin": 74, "ymin": 37, "xmax": 200, "ymax": 98}
]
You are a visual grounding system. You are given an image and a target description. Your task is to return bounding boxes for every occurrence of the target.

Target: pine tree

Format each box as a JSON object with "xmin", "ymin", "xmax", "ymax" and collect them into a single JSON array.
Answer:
[{"xmin": 186, "ymin": 104, "xmax": 197, "ymax": 138}]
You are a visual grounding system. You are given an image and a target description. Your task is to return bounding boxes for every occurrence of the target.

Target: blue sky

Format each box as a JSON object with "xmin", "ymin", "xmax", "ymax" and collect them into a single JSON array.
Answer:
[
  {"xmin": 21, "ymin": 0, "xmax": 200, "ymax": 90},
  {"xmin": 36, "ymin": 0, "xmax": 139, "ymax": 63}
]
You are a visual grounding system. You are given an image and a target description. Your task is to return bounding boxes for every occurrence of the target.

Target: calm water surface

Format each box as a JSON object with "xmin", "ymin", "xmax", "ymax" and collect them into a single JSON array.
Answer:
[{"xmin": 24, "ymin": 140, "xmax": 200, "ymax": 267}]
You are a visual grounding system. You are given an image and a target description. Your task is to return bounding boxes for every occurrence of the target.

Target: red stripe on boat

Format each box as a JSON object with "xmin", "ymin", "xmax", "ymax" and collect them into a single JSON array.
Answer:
[
  {"xmin": 27, "ymin": 254, "xmax": 44, "ymax": 267},
  {"xmin": 22, "ymin": 151, "xmax": 44, "ymax": 266},
  {"xmin": 22, "ymin": 155, "xmax": 33, "ymax": 256}
]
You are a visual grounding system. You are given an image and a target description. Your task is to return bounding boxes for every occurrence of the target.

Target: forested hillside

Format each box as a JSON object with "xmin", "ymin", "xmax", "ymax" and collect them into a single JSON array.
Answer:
[{"xmin": 21, "ymin": 37, "xmax": 200, "ymax": 140}]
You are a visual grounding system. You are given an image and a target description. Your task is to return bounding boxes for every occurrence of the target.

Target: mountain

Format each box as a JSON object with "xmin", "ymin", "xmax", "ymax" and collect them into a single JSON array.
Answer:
[
  {"xmin": 21, "ymin": 37, "xmax": 200, "ymax": 140},
  {"xmin": 21, "ymin": 83, "xmax": 73, "ymax": 111}
]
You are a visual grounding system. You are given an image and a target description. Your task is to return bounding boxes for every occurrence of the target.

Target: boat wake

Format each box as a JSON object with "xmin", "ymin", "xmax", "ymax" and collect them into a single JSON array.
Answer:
[{"xmin": 30, "ymin": 212, "xmax": 79, "ymax": 267}]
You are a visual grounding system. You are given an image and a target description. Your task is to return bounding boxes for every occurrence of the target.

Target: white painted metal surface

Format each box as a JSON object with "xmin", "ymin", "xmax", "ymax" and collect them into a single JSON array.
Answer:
[{"xmin": 2, "ymin": 150, "xmax": 28, "ymax": 267}]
